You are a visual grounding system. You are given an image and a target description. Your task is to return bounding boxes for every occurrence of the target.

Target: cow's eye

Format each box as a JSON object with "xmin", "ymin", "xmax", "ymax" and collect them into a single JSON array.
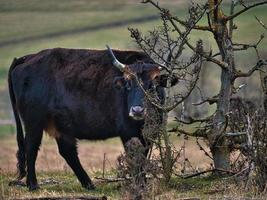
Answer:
[{"xmin": 113, "ymin": 76, "xmax": 126, "ymax": 90}]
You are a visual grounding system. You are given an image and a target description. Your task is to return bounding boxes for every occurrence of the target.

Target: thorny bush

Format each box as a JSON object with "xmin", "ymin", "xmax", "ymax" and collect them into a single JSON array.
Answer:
[{"xmin": 228, "ymin": 98, "xmax": 267, "ymax": 192}]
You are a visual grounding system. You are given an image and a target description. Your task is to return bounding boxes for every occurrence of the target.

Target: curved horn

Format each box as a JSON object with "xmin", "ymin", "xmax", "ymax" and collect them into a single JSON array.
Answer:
[{"xmin": 106, "ymin": 45, "xmax": 126, "ymax": 72}]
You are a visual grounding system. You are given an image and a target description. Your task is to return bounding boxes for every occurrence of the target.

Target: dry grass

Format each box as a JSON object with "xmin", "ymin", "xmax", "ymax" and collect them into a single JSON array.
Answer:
[
  {"xmin": 0, "ymin": 135, "xmax": 124, "ymax": 173},
  {"xmin": 0, "ymin": 134, "xmax": 212, "ymax": 199},
  {"xmin": 0, "ymin": 135, "xmax": 266, "ymax": 199},
  {"xmin": 0, "ymin": 134, "xmax": 212, "ymax": 174}
]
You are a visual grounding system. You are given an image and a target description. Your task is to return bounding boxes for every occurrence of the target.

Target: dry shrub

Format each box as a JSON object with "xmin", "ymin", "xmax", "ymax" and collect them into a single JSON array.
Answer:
[
  {"xmin": 117, "ymin": 99, "xmax": 176, "ymax": 199},
  {"xmin": 142, "ymin": 99, "xmax": 181, "ymax": 183},
  {"xmin": 246, "ymin": 110, "xmax": 267, "ymax": 192},
  {"xmin": 228, "ymin": 98, "xmax": 267, "ymax": 192},
  {"xmin": 117, "ymin": 137, "xmax": 159, "ymax": 200}
]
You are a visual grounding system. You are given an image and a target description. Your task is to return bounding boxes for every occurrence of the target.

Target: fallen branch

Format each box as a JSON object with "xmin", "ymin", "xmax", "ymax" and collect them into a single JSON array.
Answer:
[
  {"xmin": 12, "ymin": 196, "xmax": 107, "ymax": 200},
  {"xmin": 176, "ymin": 168, "xmax": 237, "ymax": 179},
  {"xmin": 225, "ymin": 132, "xmax": 246, "ymax": 137},
  {"xmin": 94, "ymin": 176, "xmax": 129, "ymax": 183}
]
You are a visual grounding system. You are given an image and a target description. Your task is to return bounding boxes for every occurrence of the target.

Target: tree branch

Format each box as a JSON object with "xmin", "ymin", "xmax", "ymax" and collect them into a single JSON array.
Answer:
[
  {"xmin": 142, "ymin": 0, "xmax": 211, "ymax": 31},
  {"xmin": 226, "ymin": 1, "xmax": 267, "ymax": 21},
  {"xmin": 255, "ymin": 15, "xmax": 267, "ymax": 30},
  {"xmin": 233, "ymin": 34, "xmax": 265, "ymax": 52},
  {"xmin": 171, "ymin": 16, "xmax": 212, "ymax": 32},
  {"xmin": 142, "ymin": 0, "xmax": 228, "ymax": 69},
  {"xmin": 175, "ymin": 115, "xmax": 212, "ymax": 125},
  {"xmin": 235, "ymin": 59, "xmax": 267, "ymax": 78},
  {"xmin": 192, "ymin": 95, "xmax": 218, "ymax": 105},
  {"xmin": 168, "ymin": 126, "xmax": 207, "ymax": 138},
  {"xmin": 168, "ymin": 14, "xmax": 228, "ymax": 69}
]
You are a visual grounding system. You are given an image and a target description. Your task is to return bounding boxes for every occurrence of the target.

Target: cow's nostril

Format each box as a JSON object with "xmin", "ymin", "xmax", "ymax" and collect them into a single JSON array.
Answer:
[
  {"xmin": 132, "ymin": 106, "xmax": 144, "ymax": 113},
  {"xmin": 129, "ymin": 106, "xmax": 146, "ymax": 120}
]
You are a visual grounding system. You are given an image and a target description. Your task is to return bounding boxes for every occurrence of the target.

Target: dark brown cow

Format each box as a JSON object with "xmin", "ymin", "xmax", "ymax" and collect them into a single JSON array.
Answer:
[{"xmin": 8, "ymin": 46, "xmax": 168, "ymax": 191}]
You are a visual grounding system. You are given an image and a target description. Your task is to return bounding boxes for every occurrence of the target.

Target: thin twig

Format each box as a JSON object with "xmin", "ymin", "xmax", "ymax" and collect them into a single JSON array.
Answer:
[
  {"xmin": 226, "ymin": 1, "xmax": 267, "ymax": 21},
  {"xmin": 255, "ymin": 15, "xmax": 267, "ymax": 30},
  {"xmin": 235, "ymin": 59, "xmax": 267, "ymax": 78}
]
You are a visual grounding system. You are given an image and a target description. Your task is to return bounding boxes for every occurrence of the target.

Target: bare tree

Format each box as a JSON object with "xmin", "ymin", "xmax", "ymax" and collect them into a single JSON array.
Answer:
[{"xmin": 129, "ymin": 0, "xmax": 267, "ymax": 171}]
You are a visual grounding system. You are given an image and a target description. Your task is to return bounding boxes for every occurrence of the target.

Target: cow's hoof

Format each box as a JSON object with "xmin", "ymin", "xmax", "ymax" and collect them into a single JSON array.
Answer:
[
  {"xmin": 8, "ymin": 180, "xmax": 26, "ymax": 187},
  {"xmin": 83, "ymin": 183, "xmax": 96, "ymax": 190},
  {"xmin": 28, "ymin": 184, "xmax": 40, "ymax": 191}
]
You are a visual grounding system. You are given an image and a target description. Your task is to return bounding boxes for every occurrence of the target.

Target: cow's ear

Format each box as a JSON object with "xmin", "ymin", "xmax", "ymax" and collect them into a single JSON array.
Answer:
[
  {"xmin": 113, "ymin": 76, "xmax": 126, "ymax": 89},
  {"xmin": 159, "ymin": 74, "xmax": 178, "ymax": 87},
  {"xmin": 148, "ymin": 68, "xmax": 161, "ymax": 80}
]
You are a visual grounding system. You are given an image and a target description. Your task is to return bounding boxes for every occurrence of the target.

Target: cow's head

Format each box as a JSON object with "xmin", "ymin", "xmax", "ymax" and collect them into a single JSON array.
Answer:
[{"xmin": 107, "ymin": 45, "xmax": 175, "ymax": 121}]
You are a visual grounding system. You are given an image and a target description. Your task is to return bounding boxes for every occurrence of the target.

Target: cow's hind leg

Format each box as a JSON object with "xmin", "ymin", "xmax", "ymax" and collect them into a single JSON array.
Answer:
[
  {"xmin": 56, "ymin": 137, "xmax": 95, "ymax": 190},
  {"xmin": 8, "ymin": 137, "xmax": 27, "ymax": 187},
  {"xmin": 25, "ymin": 125, "xmax": 43, "ymax": 191}
]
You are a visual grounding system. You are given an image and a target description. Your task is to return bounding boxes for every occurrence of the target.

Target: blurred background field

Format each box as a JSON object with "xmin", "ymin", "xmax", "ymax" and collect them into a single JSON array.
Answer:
[{"xmin": 0, "ymin": 0, "xmax": 266, "ymax": 198}]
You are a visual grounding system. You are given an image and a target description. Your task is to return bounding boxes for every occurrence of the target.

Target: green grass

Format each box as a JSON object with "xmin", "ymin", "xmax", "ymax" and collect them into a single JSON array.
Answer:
[
  {"xmin": 0, "ymin": 7, "xmax": 158, "ymax": 44},
  {"xmin": 0, "ymin": 171, "xmax": 122, "ymax": 199},
  {"xmin": 0, "ymin": 171, "xmax": 221, "ymax": 200},
  {"xmin": 0, "ymin": 0, "xmax": 150, "ymax": 12},
  {"xmin": 0, "ymin": 125, "xmax": 14, "ymax": 138},
  {"xmin": 1, "ymin": 171, "xmax": 264, "ymax": 200},
  {"xmin": 0, "ymin": 67, "xmax": 8, "ymax": 89}
]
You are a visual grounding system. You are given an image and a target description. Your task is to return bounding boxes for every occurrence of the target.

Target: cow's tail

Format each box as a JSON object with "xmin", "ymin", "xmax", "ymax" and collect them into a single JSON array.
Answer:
[{"xmin": 8, "ymin": 58, "xmax": 26, "ymax": 180}]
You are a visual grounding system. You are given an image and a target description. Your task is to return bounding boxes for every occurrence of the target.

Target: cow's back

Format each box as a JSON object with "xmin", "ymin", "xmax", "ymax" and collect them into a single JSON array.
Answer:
[{"xmin": 12, "ymin": 48, "xmax": 151, "ymax": 96}]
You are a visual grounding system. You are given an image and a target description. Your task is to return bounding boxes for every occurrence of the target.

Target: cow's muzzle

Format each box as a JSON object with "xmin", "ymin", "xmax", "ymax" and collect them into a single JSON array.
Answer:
[{"xmin": 129, "ymin": 106, "xmax": 146, "ymax": 120}]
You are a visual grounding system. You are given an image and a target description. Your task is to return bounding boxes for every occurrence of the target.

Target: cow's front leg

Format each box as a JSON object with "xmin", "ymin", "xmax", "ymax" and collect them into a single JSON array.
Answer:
[{"xmin": 56, "ymin": 136, "xmax": 95, "ymax": 190}]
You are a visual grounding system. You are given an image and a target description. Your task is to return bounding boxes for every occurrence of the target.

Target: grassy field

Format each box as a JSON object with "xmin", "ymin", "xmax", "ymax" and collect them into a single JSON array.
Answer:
[
  {"xmin": 0, "ymin": 0, "xmax": 267, "ymax": 199},
  {"xmin": 0, "ymin": 170, "xmax": 238, "ymax": 199},
  {"xmin": 1, "ymin": 135, "xmax": 263, "ymax": 199},
  {"xmin": 2, "ymin": 170, "xmax": 262, "ymax": 200}
]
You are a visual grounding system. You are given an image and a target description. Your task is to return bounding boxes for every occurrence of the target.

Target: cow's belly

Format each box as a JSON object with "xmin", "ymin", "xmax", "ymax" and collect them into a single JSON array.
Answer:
[
  {"xmin": 73, "ymin": 119, "xmax": 120, "ymax": 140},
  {"xmin": 50, "ymin": 100, "xmax": 120, "ymax": 140}
]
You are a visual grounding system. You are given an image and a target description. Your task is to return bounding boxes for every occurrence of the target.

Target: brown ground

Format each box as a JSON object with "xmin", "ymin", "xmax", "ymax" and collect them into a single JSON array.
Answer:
[
  {"xmin": 0, "ymin": 135, "xmax": 124, "ymax": 173},
  {"xmin": 0, "ymin": 134, "xmax": 211, "ymax": 174}
]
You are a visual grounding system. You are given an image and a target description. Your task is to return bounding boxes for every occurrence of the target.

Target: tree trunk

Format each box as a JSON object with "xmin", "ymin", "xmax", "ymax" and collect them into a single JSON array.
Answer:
[
  {"xmin": 210, "ymin": 68, "xmax": 232, "ymax": 170},
  {"xmin": 208, "ymin": 0, "xmax": 235, "ymax": 171},
  {"xmin": 260, "ymin": 69, "xmax": 267, "ymax": 112}
]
